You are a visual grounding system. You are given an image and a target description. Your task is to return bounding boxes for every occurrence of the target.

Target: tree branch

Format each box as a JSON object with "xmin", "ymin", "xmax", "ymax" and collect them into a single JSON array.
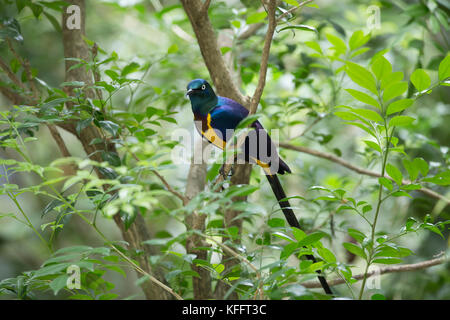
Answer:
[
  {"xmin": 46, "ymin": 124, "xmax": 77, "ymax": 176},
  {"xmin": 0, "ymin": 56, "xmax": 28, "ymax": 92},
  {"xmin": 61, "ymin": 0, "xmax": 172, "ymax": 300},
  {"xmin": 302, "ymin": 256, "xmax": 448, "ymax": 288},
  {"xmin": 280, "ymin": 142, "xmax": 450, "ymax": 204},
  {"xmin": 180, "ymin": 0, "xmax": 248, "ymax": 106},
  {"xmin": 238, "ymin": 22, "xmax": 264, "ymax": 40},
  {"xmin": 152, "ymin": 169, "xmax": 189, "ymax": 205},
  {"xmin": 276, "ymin": 0, "xmax": 315, "ymax": 23},
  {"xmin": 249, "ymin": 0, "xmax": 277, "ymax": 115},
  {"xmin": 201, "ymin": 0, "xmax": 211, "ymax": 14}
]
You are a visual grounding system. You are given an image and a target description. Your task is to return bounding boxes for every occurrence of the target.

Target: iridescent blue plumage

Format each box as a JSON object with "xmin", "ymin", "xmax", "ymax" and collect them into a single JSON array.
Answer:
[{"xmin": 186, "ymin": 79, "xmax": 291, "ymax": 175}]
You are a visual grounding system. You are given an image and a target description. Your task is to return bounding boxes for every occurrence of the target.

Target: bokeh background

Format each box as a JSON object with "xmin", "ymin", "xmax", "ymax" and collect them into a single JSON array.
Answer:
[{"xmin": 0, "ymin": 0, "xmax": 448, "ymax": 299}]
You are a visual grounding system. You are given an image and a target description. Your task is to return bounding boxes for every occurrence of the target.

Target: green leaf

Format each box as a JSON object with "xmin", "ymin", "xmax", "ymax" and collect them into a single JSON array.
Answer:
[
  {"xmin": 281, "ymin": 0, "xmax": 299, "ymax": 5},
  {"xmin": 33, "ymin": 263, "xmax": 72, "ymax": 278},
  {"xmin": 280, "ymin": 242, "xmax": 299, "ymax": 259},
  {"xmin": 349, "ymin": 30, "xmax": 370, "ymax": 51},
  {"xmin": 61, "ymin": 81, "xmax": 84, "ymax": 87},
  {"xmin": 383, "ymin": 82, "xmax": 408, "ymax": 101},
  {"xmin": 278, "ymin": 24, "xmax": 318, "ymax": 34},
  {"xmin": 438, "ymin": 55, "xmax": 450, "ymax": 81},
  {"xmin": 29, "ymin": 3, "xmax": 43, "ymax": 18},
  {"xmin": 389, "ymin": 115, "xmax": 415, "ymax": 127},
  {"xmin": 378, "ymin": 177, "xmax": 393, "ymax": 191},
  {"xmin": 401, "ymin": 184, "xmax": 421, "ymax": 190},
  {"xmin": 0, "ymin": 18, "xmax": 24, "ymax": 42},
  {"xmin": 381, "ymin": 71, "xmax": 404, "ymax": 90},
  {"xmin": 386, "ymin": 99, "xmax": 414, "ymax": 115},
  {"xmin": 421, "ymin": 222, "xmax": 445, "ymax": 237},
  {"xmin": 317, "ymin": 247, "xmax": 336, "ymax": 263},
  {"xmin": 246, "ymin": 11, "xmax": 267, "ymax": 24},
  {"xmin": 121, "ymin": 62, "xmax": 140, "ymax": 77},
  {"xmin": 297, "ymin": 232, "xmax": 325, "ymax": 247},
  {"xmin": 334, "ymin": 110, "xmax": 360, "ymax": 121},
  {"xmin": 346, "ymin": 62, "xmax": 377, "ymax": 94},
  {"xmin": 50, "ymin": 274, "xmax": 69, "ymax": 295},
  {"xmin": 225, "ymin": 184, "xmax": 258, "ymax": 198},
  {"xmin": 423, "ymin": 171, "xmax": 450, "ymax": 186},
  {"xmin": 345, "ymin": 89, "xmax": 381, "ymax": 109},
  {"xmin": 350, "ymin": 47, "xmax": 370, "ymax": 58},
  {"xmin": 410, "ymin": 69, "xmax": 431, "ymax": 91},
  {"xmin": 304, "ymin": 41, "xmax": 322, "ymax": 54},
  {"xmin": 220, "ymin": 46, "xmax": 231, "ymax": 55},
  {"xmin": 292, "ymin": 227, "xmax": 306, "ymax": 242},
  {"xmin": 43, "ymin": 12, "xmax": 61, "ymax": 33},
  {"xmin": 405, "ymin": 217, "xmax": 418, "ymax": 231},
  {"xmin": 231, "ymin": 20, "xmax": 240, "ymax": 28},
  {"xmin": 373, "ymin": 257, "xmax": 402, "ymax": 264},
  {"xmin": 363, "ymin": 140, "xmax": 382, "ymax": 153},
  {"xmin": 42, "ymin": 199, "xmax": 64, "ymax": 218},
  {"xmin": 391, "ymin": 190, "xmax": 412, "ymax": 198},
  {"xmin": 352, "ymin": 108, "xmax": 383, "ymax": 122},
  {"xmin": 371, "ymin": 56, "xmax": 392, "ymax": 82},
  {"xmin": 167, "ymin": 44, "xmax": 178, "ymax": 54},
  {"xmin": 98, "ymin": 120, "xmax": 120, "ymax": 137},
  {"xmin": 347, "ymin": 228, "xmax": 366, "ymax": 243},
  {"xmin": 403, "ymin": 159, "xmax": 419, "ymax": 181},
  {"xmin": 344, "ymin": 121, "xmax": 376, "ymax": 138},
  {"xmin": 343, "ymin": 242, "xmax": 366, "ymax": 259},
  {"xmin": 16, "ymin": 0, "xmax": 28, "ymax": 13},
  {"xmin": 101, "ymin": 151, "xmax": 121, "ymax": 166},
  {"xmin": 386, "ymin": 163, "xmax": 403, "ymax": 185},
  {"xmin": 326, "ymin": 33, "xmax": 347, "ymax": 54},
  {"xmin": 273, "ymin": 231, "xmax": 296, "ymax": 243},
  {"xmin": 268, "ymin": 218, "xmax": 285, "ymax": 228},
  {"xmin": 206, "ymin": 162, "xmax": 222, "ymax": 182},
  {"xmin": 413, "ymin": 157, "xmax": 429, "ymax": 177},
  {"xmin": 119, "ymin": 208, "xmax": 137, "ymax": 230},
  {"xmin": 54, "ymin": 246, "xmax": 93, "ymax": 255}
]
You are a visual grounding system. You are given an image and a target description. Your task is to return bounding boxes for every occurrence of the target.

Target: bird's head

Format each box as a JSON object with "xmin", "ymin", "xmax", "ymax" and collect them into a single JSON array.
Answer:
[{"xmin": 186, "ymin": 79, "xmax": 218, "ymax": 115}]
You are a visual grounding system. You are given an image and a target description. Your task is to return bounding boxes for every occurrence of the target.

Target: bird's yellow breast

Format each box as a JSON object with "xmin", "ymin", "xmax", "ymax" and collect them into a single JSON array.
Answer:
[{"xmin": 198, "ymin": 113, "xmax": 226, "ymax": 150}]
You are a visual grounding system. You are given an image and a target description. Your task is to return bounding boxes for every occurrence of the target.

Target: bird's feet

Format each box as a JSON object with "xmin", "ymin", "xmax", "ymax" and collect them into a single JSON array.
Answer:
[{"xmin": 219, "ymin": 163, "xmax": 235, "ymax": 180}]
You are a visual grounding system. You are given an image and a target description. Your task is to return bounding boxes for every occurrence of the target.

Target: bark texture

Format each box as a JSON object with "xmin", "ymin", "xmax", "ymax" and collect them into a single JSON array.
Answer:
[{"xmin": 61, "ymin": 0, "xmax": 171, "ymax": 300}]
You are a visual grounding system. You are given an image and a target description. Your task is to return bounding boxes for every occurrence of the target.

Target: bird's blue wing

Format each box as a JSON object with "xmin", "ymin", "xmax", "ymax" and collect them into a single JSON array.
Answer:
[
  {"xmin": 207, "ymin": 97, "xmax": 290, "ymax": 174},
  {"xmin": 208, "ymin": 96, "xmax": 249, "ymax": 142}
]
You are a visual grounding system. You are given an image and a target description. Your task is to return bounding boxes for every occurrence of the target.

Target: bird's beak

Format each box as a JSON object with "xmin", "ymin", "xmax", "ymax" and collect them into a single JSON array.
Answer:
[{"xmin": 186, "ymin": 89, "xmax": 194, "ymax": 97}]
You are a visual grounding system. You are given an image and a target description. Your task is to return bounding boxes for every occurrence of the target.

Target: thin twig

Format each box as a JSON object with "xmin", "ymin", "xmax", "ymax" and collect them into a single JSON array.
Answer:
[
  {"xmin": 211, "ymin": 1, "xmax": 277, "ymax": 188},
  {"xmin": 302, "ymin": 256, "xmax": 448, "ymax": 288},
  {"xmin": 279, "ymin": 142, "xmax": 450, "ymax": 204},
  {"xmin": 130, "ymin": 151, "xmax": 189, "ymax": 204},
  {"xmin": 110, "ymin": 244, "xmax": 184, "ymax": 300},
  {"xmin": 276, "ymin": 0, "xmax": 315, "ymax": 23},
  {"xmin": 7, "ymin": 39, "xmax": 38, "ymax": 100},
  {"xmin": 200, "ymin": 233, "xmax": 264, "ymax": 298},
  {"xmin": 201, "ymin": 0, "xmax": 211, "ymax": 14},
  {"xmin": 238, "ymin": 22, "xmax": 264, "ymax": 40},
  {"xmin": 249, "ymin": 0, "xmax": 277, "ymax": 115},
  {"xmin": 47, "ymin": 125, "xmax": 72, "ymax": 158},
  {"xmin": 151, "ymin": 169, "xmax": 189, "ymax": 205},
  {"xmin": 0, "ymin": 56, "xmax": 27, "ymax": 91}
]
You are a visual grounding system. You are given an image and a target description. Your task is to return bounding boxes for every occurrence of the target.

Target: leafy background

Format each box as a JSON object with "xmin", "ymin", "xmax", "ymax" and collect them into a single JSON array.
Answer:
[{"xmin": 0, "ymin": 0, "xmax": 448, "ymax": 299}]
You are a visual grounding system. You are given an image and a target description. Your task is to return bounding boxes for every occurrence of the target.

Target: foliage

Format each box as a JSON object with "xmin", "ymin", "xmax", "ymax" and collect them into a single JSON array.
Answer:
[{"xmin": 0, "ymin": 0, "xmax": 448, "ymax": 300}]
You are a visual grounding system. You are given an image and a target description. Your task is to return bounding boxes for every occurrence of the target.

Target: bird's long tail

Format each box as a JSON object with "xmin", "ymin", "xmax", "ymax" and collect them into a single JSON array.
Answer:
[{"xmin": 266, "ymin": 174, "xmax": 333, "ymax": 295}]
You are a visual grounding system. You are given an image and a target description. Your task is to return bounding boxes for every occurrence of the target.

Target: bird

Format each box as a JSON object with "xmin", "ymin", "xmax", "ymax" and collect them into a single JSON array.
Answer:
[{"xmin": 186, "ymin": 78, "xmax": 332, "ymax": 295}]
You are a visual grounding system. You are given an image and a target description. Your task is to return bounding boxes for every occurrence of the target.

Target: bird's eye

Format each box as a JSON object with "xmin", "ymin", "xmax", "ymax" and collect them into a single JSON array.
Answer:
[{"xmin": 201, "ymin": 84, "xmax": 206, "ymax": 90}]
